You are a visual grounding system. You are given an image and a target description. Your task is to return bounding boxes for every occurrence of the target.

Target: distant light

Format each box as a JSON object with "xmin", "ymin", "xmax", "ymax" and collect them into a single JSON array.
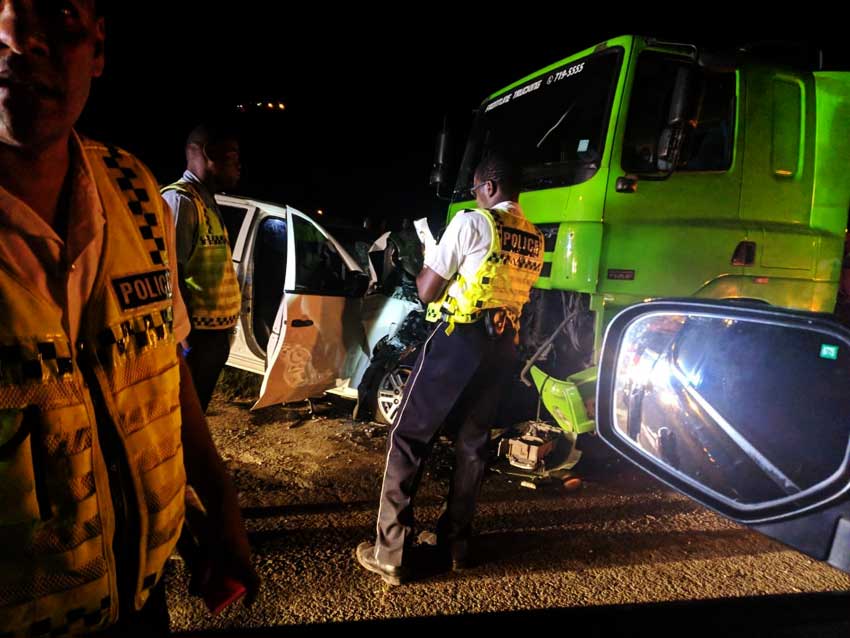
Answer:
[
  {"xmin": 267, "ymin": 102, "xmax": 274, "ymax": 109},
  {"xmin": 256, "ymin": 102, "xmax": 263, "ymax": 107},
  {"xmin": 278, "ymin": 103, "xmax": 286, "ymax": 110},
  {"xmin": 317, "ymin": 209, "xmax": 324, "ymax": 216}
]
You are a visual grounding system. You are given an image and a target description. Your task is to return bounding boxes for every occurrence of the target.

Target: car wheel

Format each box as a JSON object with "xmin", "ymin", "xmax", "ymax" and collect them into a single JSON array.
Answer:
[{"xmin": 374, "ymin": 365, "xmax": 412, "ymax": 425}]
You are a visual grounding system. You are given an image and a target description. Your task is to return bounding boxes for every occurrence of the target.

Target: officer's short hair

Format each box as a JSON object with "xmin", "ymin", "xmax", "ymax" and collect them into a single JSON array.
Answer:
[
  {"xmin": 186, "ymin": 122, "xmax": 239, "ymax": 152},
  {"xmin": 474, "ymin": 150, "xmax": 522, "ymax": 197}
]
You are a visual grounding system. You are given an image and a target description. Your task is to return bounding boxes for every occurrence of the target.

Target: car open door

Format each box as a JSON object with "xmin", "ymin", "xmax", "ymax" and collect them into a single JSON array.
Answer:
[
  {"xmin": 216, "ymin": 195, "xmax": 264, "ymax": 373},
  {"xmin": 253, "ymin": 207, "xmax": 368, "ymax": 409}
]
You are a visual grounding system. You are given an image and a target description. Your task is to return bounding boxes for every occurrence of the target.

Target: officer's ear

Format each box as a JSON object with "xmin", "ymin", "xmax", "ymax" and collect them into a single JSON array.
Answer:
[{"xmin": 201, "ymin": 143, "xmax": 217, "ymax": 164}]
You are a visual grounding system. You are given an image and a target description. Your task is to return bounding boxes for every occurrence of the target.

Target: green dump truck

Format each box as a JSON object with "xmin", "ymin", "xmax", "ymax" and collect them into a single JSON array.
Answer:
[{"xmin": 428, "ymin": 35, "xmax": 850, "ymax": 474}]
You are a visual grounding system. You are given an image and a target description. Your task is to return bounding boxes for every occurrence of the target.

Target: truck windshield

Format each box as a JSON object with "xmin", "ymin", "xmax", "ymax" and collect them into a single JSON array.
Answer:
[{"xmin": 454, "ymin": 46, "xmax": 623, "ymax": 199}]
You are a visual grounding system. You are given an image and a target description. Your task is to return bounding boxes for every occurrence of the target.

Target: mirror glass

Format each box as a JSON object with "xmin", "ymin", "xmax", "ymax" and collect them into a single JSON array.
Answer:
[{"xmin": 613, "ymin": 313, "xmax": 850, "ymax": 506}]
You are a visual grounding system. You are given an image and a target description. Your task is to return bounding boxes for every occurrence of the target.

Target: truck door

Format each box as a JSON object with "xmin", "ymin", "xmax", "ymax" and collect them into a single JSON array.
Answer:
[{"xmin": 601, "ymin": 49, "xmax": 744, "ymax": 310}]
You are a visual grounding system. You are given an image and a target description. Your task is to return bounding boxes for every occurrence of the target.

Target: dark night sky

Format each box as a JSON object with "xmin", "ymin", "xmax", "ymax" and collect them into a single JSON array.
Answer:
[{"xmin": 78, "ymin": 5, "xmax": 845, "ymax": 229}]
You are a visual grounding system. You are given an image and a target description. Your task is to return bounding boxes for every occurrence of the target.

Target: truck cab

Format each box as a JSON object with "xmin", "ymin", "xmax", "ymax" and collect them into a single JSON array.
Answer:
[{"xmin": 447, "ymin": 35, "xmax": 850, "ymax": 378}]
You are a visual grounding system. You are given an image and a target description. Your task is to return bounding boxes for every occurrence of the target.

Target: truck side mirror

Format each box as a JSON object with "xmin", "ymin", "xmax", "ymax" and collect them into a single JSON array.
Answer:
[
  {"xmin": 657, "ymin": 124, "xmax": 690, "ymax": 173},
  {"xmin": 429, "ymin": 118, "xmax": 452, "ymax": 199},
  {"xmin": 656, "ymin": 66, "xmax": 695, "ymax": 174}
]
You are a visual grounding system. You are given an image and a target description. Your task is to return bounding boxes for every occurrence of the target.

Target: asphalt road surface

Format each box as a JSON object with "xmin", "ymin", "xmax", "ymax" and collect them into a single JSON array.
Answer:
[{"xmin": 165, "ymin": 394, "xmax": 850, "ymax": 635}]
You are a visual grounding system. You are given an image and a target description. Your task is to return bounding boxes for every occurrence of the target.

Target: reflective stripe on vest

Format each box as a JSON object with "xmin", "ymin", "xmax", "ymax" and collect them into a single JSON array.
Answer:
[
  {"xmin": 161, "ymin": 181, "xmax": 241, "ymax": 329},
  {"xmin": 0, "ymin": 141, "xmax": 185, "ymax": 635},
  {"xmin": 426, "ymin": 207, "xmax": 544, "ymax": 335}
]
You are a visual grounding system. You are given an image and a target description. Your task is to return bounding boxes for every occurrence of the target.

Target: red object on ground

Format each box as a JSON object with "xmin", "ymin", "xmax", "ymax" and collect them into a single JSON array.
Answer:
[
  {"xmin": 563, "ymin": 477, "xmax": 582, "ymax": 492},
  {"xmin": 203, "ymin": 574, "xmax": 247, "ymax": 615}
]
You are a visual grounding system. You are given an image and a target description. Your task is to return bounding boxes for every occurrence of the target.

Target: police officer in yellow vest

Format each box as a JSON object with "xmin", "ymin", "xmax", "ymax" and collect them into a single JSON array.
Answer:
[
  {"xmin": 0, "ymin": 3, "xmax": 258, "ymax": 635},
  {"xmin": 161, "ymin": 124, "xmax": 242, "ymax": 413},
  {"xmin": 356, "ymin": 151, "xmax": 544, "ymax": 584}
]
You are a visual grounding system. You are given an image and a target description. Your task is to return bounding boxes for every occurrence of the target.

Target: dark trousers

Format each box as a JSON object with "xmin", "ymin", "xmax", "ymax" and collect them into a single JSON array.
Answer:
[
  {"xmin": 374, "ymin": 319, "xmax": 516, "ymax": 566},
  {"xmin": 185, "ymin": 328, "xmax": 232, "ymax": 413},
  {"xmin": 97, "ymin": 579, "xmax": 170, "ymax": 637}
]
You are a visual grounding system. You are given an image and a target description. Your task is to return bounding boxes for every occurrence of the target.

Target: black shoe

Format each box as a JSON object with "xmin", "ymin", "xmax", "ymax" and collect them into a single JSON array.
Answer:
[
  {"xmin": 355, "ymin": 542, "xmax": 405, "ymax": 586},
  {"xmin": 420, "ymin": 532, "xmax": 471, "ymax": 572},
  {"xmin": 448, "ymin": 539, "xmax": 470, "ymax": 571}
]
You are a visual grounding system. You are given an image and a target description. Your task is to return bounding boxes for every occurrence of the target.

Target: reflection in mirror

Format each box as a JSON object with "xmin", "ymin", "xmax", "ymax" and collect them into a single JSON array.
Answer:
[{"xmin": 613, "ymin": 313, "xmax": 850, "ymax": 507}]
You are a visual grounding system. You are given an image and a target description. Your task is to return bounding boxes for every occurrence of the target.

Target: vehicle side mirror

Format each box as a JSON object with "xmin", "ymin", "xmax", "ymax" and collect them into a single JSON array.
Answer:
[
  {"xmin": 429, "ymin": 118, "xmax": 453, "ymax": 200},
  {"xmin": 656, "ymin": 66, "xmax": 695, "ymax": 173},
  {"xmin": 656, "ymin": 126, "xmax": 680, "ymax": 172},
  {"xmin": 596, "ymin": 299, "xmax": 850, "ymax": 575}
]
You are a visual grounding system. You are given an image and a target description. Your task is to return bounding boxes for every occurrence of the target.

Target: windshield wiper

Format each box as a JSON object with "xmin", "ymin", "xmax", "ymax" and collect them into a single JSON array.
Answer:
[{"xmin": 536, "ymin": 101, "xmax": 577, "ymax": 149}]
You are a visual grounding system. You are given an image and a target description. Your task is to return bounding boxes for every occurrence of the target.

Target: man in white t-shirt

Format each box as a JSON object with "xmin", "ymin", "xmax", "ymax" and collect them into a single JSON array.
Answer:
[{"xmin": 356, "ymin": 152, "xmax": 544, "ymax": 585}]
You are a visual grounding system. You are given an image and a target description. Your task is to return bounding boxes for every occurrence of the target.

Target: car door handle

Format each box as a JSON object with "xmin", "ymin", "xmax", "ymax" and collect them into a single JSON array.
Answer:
[{"xmin": 290, "ymin": 319, "xmax": 314, "ymax": 328}]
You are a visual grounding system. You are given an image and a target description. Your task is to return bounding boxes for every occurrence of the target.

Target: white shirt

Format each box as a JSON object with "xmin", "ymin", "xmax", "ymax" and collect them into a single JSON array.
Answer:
[{"xmin": 425, "ymin": 201, "xmax": 525, "ymax": 299}]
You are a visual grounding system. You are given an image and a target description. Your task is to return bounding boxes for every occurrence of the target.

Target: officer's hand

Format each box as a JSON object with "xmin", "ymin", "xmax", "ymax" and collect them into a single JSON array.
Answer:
[{"xmin": 212, "ymin": 513, "xmax": 261, "ymax": 606}]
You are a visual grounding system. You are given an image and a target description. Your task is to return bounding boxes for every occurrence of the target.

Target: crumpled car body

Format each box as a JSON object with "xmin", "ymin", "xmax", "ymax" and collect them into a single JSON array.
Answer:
[{"xmin": 216, "ymin": 194, "xmax": 428, "ymax": 412}]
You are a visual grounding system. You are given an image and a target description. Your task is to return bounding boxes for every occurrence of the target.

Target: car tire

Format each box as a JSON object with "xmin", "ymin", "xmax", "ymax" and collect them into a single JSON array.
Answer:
[{"xmin": 373, "ymin": 364, "xmax": 412, "ymax": 425}]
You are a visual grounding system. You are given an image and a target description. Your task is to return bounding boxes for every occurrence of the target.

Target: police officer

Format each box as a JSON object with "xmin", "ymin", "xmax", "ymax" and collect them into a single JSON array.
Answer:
[
  {"xmin": 0, "ymin": 2, "xmax": 257, "ymax": 635},
  {"xmin": 355, "ymin": 151, "xmax": 544, "ymax": 584},
  {"xmin": 161, "ymin": 124, "xmax": 242, "ymax": 413}
]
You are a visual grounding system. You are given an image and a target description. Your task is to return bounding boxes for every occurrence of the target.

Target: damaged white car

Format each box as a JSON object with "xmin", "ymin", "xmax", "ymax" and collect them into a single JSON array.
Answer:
[{"xmin": 215, "ymin": 194, "xmax": 429, "ymax": 423}]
